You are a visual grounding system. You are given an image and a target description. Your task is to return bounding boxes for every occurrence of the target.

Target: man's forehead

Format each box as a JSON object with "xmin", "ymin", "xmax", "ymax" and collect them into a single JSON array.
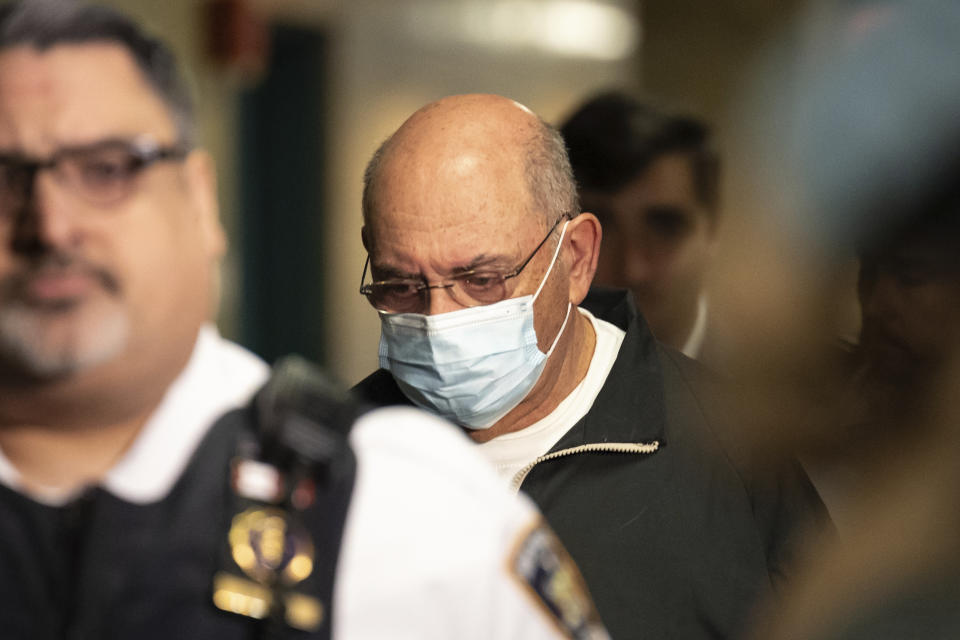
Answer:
[
  {"xmin": 370, "ymin": 150, "xmax": 534, "ymax": 226},
  {"xmin": 366, "ymin": 208, "xmax": 542, "ymax": 271},
  {"xmin": 0, "ymin": 42, "xmax": 177, "ymax": 150},
  {"xmin": 368, "ymin": 207, "xmax": 538, "ymax": 243}
]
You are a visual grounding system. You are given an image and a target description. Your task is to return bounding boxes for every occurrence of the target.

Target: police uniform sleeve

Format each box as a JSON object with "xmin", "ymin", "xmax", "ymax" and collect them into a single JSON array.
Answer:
[{"xmin": 333, "ymin": 406, "xmax": 609, "ymax": 640}]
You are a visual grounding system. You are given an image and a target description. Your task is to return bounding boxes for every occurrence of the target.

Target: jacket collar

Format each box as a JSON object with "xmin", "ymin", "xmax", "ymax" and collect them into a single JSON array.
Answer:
[{"xmin": 551, "ymin": 287, "xmax": 667, "ymax": 450}]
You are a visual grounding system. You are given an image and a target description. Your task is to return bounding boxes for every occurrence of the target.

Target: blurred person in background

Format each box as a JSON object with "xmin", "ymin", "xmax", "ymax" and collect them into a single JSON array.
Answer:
[
  {"xmin": 353, "ymin": 92, "xmax": 828, "ymax": 640},
  {"xmin": 560, "ymin": 92, "xmax": 720, "ymax": 359},
  {"xmin": 0, "ymin": 2, "xmax": 609, "ymax": 638},
  {"xmin": 804, "ymin": 203, "xmax": 960, "ymax": 535},
  {"xmin": 703, "ymin": 0, "xmax": 960, "ymax": 637},
  {"xmin": 770, "ymin": 179, "xmax": 960, "ymax": 640},
  {"xmin": 854, "ymin": 206, "xmax": 960, "ymax": 438}
]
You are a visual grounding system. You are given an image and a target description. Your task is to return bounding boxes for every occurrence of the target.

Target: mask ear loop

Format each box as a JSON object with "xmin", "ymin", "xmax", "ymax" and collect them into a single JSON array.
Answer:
[
  {"xmin": 531, "ymin": 220, "xmax": 573, "ymax": 357},
  {"xmin": 533, "ymin": 220, "xmax": 570, "ymax": 302},
  {"xmin": 544, "ymin": 303, "xmax": 573, "ymax": 357}
]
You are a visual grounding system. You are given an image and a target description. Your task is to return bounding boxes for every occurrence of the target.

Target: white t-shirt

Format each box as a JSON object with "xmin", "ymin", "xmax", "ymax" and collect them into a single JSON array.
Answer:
[
  {"xmin": 477, "ymin": 308, "xmax": 626, "ymax": 487},
  {"xmin": 0, "ymin": 326, "xmax": 604, "ymax": 640}
]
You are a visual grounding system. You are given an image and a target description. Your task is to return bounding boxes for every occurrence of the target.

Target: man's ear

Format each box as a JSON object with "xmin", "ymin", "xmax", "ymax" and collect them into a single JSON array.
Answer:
[
  {"xmin": 185, "ymin": 149, "xmax": 226, "ymax": 259},
  {"xmin": 565, "ymin": 213, "xmax": 602, "ymax": 305}
]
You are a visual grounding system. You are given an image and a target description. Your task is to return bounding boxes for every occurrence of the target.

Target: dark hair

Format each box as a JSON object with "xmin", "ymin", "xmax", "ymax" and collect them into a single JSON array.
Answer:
[
  {"xmin": 560, "ymin": 91, "xmax": 719, "ymax": 213},
  {"xmin": 0, "ymin": 0, "xmax": 196, "ymax": 146},
  {"xmin": 860, "ymin": 154, "xmax": 960, "ymax": 259}
]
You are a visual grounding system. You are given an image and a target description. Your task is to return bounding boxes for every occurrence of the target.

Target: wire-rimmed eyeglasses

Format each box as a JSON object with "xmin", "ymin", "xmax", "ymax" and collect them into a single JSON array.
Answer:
[{"xmin": 360, "ymin": 213, "xmax": 572, "ymax": 313}]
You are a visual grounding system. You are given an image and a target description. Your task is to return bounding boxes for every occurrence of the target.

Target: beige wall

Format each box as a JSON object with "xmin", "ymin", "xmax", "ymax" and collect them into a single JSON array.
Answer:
[{"xmin": 641, "ymin": 0, "xmax": 804, "ymax": 148}]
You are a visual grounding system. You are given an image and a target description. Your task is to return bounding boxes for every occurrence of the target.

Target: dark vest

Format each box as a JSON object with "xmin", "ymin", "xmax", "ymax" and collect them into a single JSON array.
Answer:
[{"xmin": 0, "ymin": 357, "xmax": 357, "ymax": 640}]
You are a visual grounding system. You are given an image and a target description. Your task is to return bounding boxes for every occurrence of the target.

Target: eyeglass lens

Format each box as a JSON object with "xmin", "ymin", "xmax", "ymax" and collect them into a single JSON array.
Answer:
[
  {"xmin": 0, "ymin": 141, "xmax": 181, "ymax": 218},
  {"xmin": 364, "ymin": 273, "xmax": 512, "ymax": 312},
  {"xmin": 362, "ymin": 214, "xmax": 568, "ymax": 312}
]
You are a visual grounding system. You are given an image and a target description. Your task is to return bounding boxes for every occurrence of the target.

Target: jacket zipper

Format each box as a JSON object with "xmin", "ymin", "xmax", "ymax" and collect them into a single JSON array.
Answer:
[{"xmin": 510, "ymin": 441, "xmax": 660, "ymax": 492}]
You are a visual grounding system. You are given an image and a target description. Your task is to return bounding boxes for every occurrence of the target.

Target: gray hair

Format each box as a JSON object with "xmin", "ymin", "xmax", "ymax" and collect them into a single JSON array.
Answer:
[
  {"xmin": 525, "ymin": 116, "xmax": 579, "ymax": 228},
  {"xmin": 362, "ymin": 116, "xmax": 579, "ymax": 230},
  {"xmin": 0, "ymin": 0, "xmax": 197, "ymax": 147}
]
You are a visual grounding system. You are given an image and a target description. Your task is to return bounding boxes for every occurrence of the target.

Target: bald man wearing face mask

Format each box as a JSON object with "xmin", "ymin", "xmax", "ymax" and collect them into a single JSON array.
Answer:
[{"xmin": 353, "ymin": 93, "xmax": 829, "ymax": 640}]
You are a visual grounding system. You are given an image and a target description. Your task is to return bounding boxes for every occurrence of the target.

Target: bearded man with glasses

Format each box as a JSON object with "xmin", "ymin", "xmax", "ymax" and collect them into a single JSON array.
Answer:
[{"xmin": 354, "ymin": 93, "xmax": 830, "ymax": 640}]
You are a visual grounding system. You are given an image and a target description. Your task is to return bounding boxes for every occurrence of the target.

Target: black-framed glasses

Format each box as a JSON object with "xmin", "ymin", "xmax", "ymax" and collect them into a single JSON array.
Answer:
[
  {"xmin": 360, "ymin": 213, "xmax": 572, "ymax": 313},
  {"xmin": 0, "ymin": 136, "xmax": 188, "ymax": 217}
]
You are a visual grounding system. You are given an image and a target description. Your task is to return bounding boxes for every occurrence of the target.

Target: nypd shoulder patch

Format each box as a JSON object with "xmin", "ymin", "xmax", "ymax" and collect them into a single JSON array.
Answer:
[{"xmin": 509, "ymin": 519, "xmax": 610, "ymax": 640}]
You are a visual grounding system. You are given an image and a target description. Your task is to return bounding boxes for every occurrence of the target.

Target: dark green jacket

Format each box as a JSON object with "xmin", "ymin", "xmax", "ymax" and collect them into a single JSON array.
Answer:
[{"xmin": 353, "ymin": 287, "xmax": 829, "ymax": 639}]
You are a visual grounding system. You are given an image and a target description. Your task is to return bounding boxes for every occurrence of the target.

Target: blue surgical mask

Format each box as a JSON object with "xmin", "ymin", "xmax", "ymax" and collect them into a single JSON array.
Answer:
[{"xmin": 377, "ymin": 222, "xmax": 572, "ymax": 429}]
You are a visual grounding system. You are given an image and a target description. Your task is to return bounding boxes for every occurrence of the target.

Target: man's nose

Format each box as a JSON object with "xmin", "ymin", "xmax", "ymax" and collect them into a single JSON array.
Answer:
[{"xmin": 9, "ymin": 172, "xmax": 83, "ymax": 255}]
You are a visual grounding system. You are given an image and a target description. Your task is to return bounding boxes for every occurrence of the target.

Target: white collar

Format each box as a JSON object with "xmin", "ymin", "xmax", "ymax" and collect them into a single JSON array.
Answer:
[
  {"xmin": 0, "ymin": 326, "xmax": 269, "ymax": 505},
  {"xmin": 681, "ymin": 295, "xmax": 709, "ymax": 359}
]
